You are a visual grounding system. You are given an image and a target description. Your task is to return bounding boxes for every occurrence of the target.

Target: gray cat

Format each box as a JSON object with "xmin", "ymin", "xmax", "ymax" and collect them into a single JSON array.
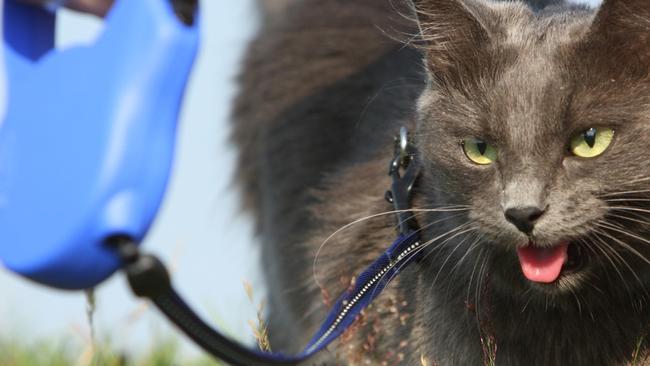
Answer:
[{"xmin": 233, "ymin": 0, "xmax": 650, "ymax": 364}]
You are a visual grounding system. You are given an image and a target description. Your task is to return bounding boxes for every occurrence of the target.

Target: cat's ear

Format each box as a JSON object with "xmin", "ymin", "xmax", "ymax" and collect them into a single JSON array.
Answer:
[
  {"xmin": 411, "ymin": 0, "xmax": 497, "ymax": 85},
  {"xmin": 585, "ymin": 0, "xmax": 650, "ymax": 62}
]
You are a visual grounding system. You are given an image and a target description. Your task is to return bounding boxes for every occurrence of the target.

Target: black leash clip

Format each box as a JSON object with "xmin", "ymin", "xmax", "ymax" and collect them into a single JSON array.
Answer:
[{"xmin": 385, "ymin": 127, "xmax": 420, "ymax": 235}]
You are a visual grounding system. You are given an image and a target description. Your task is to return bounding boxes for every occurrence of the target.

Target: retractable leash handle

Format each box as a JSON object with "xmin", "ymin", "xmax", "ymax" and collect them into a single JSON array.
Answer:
[{"xmin": 0, "ymin": 0, "xmax": 199, "ymax": 289}]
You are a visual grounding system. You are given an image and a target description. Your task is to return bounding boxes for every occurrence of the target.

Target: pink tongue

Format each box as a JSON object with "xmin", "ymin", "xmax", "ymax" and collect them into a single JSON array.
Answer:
[{"xmin": 516, "ymin": 242, "xmax": 569, "ymax": 283}]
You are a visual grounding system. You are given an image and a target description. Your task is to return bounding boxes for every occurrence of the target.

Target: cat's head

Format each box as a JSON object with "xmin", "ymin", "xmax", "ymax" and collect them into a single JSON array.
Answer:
[{"xmin": 412, "ymin": 0, "xmax": 650, "ymax": 302}]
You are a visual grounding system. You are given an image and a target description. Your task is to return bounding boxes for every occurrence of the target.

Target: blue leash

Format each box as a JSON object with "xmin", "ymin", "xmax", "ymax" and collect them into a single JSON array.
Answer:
[{"xmin": 108, "ymin": 127, "xmax": 421, "ymax": 365}]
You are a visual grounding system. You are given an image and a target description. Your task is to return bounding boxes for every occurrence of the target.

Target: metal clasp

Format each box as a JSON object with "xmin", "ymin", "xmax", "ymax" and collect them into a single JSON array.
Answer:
[{"xmin": 385, "ymin": 127, "xmax": 420, "ymax": 235}]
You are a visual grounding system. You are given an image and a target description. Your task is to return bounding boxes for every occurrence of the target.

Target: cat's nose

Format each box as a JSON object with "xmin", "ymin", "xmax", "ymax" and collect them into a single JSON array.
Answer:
[{"xmin": 504, "ymin": 206, "xmax": 545, "ymax": 234}]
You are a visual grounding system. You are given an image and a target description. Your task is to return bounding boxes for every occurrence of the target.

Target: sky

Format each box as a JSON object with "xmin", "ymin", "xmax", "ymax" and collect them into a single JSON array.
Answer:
[
  {"xmin": 566, "ymin": 0, "xmax": 601, "ymax": 6},
  {"xmin": 0, "ymin": 0, "xmax": 263, "ymax": 358},
  {"xmin": 0, "ymin": 0, "xmax": 603, "ymax": 360}
]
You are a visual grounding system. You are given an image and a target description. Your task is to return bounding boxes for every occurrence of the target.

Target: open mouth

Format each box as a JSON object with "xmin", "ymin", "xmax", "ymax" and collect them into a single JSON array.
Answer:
[{"xmin": 516, "ymin": 240, "xmax": 586, "ymax": 284}]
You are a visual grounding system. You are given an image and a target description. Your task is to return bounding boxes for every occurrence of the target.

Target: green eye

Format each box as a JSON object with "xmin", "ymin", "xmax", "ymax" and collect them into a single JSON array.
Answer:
[
  {"xmin": 462, "ymin": 138, "xmax": 497, "ymax": 165},
  {"xmin": 570, "ymin": 127, "xmax": 614, "ymax": 158}
]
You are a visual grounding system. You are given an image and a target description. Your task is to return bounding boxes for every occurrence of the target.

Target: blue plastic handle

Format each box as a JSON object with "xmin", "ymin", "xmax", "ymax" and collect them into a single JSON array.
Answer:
[{"xmin": 0, "ymin": 0, "xmax": 199, "ymax": 289}]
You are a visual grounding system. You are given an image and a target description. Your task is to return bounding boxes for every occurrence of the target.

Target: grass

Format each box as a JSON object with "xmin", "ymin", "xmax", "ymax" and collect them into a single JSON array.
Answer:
[
  {"xmin": 0, "ymin": 281, "xmax": 269, "ymax": 366},
  {"xmin": 0, "ymin": 335, "xmax": 226, "ymax": 366},
  {"xmin": 243, "ymin": 280, "xmax": 271, "ymax": 352}
]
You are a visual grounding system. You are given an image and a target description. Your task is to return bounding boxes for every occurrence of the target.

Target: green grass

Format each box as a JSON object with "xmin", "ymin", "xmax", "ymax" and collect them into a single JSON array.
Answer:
[
  {"xmin": 0, "ymin": 336, "xmax": 225, "ymax": 366},
  {"xmin": 0, "ymin": 283, "xmax": 266, "ymax": 365}
]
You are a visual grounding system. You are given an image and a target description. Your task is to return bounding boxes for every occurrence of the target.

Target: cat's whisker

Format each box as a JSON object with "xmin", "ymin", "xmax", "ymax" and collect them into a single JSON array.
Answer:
[
  {"xmin": 419, "ymin": 226, "xmax": 482, "ymax": 310},
  {"xmin": 590, "ymin": 227, "xmax": 649, "ymax": 298},
  {"xmin": 593, "ymin": 230, "xmax": 650, "ymax": 302},
  {"xmin": 463, "ymin": 246, "xmax": 489, "ymax": 334},
  {"xmin": 415, "ymin": 222, "xmax": 479, "ymax": 294},
  {"xmin": 314, "ymin": 215, "xmax": 463, "ymax": 308},
  {"xmin": 366, "ymin": 234, "xmax": 436, "ymax": 301},
  {"xmin": 599, "ymin": 188, "xmax": 650, "ymax": 198},
  {"xmin": 595, "ymin": 222, "xmax": 650, "ymax": 265},
  {"xmin": 520, "ymin": 288, "xmax": 535, "ymax": 314},
  {"xmin": 585, "ymin": 282, "xmax": 605, "ymax": 322},
  {"xmin": 466, "ymin": 242, "xmax": 487, "ymax": 313},
  {"xmin": 309, "ymin": 210, "xmax": 466, "ymax": 317},
  {"xmin": 429, "ymin": 226, "xmax": 479, "ymax": 290},
  {"xmin": 603, "ymin": 198, "xmax": 650, "ymax": 203},
  {"xmin": 601, "ymin": 206, "xmax": 650, "ymax": 215},
  {"xmin": 568, "ymin": 285, "xmax": 583, "ymax": 316},
  {"xmin": 604, "ymin": 206, "xmax": 650, "ymax": 225},
  {"xmin": 622, "ymin": 176, "xmax": 650, "ymax": 185},
  {"xmin": 368, "ymin": 221, "xmax": 477, "ymax": 301},
  {"xmin": 447, "ymin": 232, "xmax": 485, "ymax": 285},
  {"xmin": 416, "ymin": 222, "xmax": 476, "ymax": 266},
  {"xmin": 604, "ymin": 212, "xmax": 650, "ymax": 227},
  {"xmin": 311, "ymin": 205, "xmax": 469, "ymax": 288},
  {"xmin": 364, "ymin": 217, "xmax": 455, "ymax": 294},
  {"xmin": 443, "ymin": 232, "xmax": 484, "ymax": 303},
  {"xmin": 365, "ymin": 244, "xmax": 429, "ymax": 302},
  {"xmin": 581, "ymin": 233, "xmax": 636, "ymax": 300},
  {"xmin": 474, "ymin": 250, "xmax": 492, "ymax": 345}
]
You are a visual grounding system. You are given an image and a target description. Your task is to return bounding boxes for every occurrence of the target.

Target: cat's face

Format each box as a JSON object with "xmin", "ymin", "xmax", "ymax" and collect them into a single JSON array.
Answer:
[{"xmin": 414, "ymin": 0, "xmax": 650, "ymax": 301}]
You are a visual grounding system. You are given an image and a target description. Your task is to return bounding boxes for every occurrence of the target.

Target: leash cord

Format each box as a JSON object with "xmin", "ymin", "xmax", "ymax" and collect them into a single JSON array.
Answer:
[
  {"xmin": 109, "ymin": 236, "xmax": 298, "ymax": 365},
  {"xmin": 108, "ymin": 230, "xmax": 421, "ymax": 366}
]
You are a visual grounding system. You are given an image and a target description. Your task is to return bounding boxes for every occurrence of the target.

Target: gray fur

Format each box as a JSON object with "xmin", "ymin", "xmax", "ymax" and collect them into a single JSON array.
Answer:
[{"xmin": 233, "ymin": 0, "xmax": 650, "ymax": 364}]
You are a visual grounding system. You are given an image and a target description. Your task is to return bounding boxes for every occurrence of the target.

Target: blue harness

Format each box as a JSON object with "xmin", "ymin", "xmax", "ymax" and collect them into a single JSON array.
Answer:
[{"xmin": 0, "ymin": 1, "xmax": 422, "ymax": 364}]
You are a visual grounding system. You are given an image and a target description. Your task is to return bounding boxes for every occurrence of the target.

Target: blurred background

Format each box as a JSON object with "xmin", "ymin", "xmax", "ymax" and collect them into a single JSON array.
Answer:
[
  {"xmin": 0, "ymin": 0, "xmax": 264, "ymax": 362},
  {"xmin": 0, "ymin": 0, "xmax": 603, "ymax": 364}
]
